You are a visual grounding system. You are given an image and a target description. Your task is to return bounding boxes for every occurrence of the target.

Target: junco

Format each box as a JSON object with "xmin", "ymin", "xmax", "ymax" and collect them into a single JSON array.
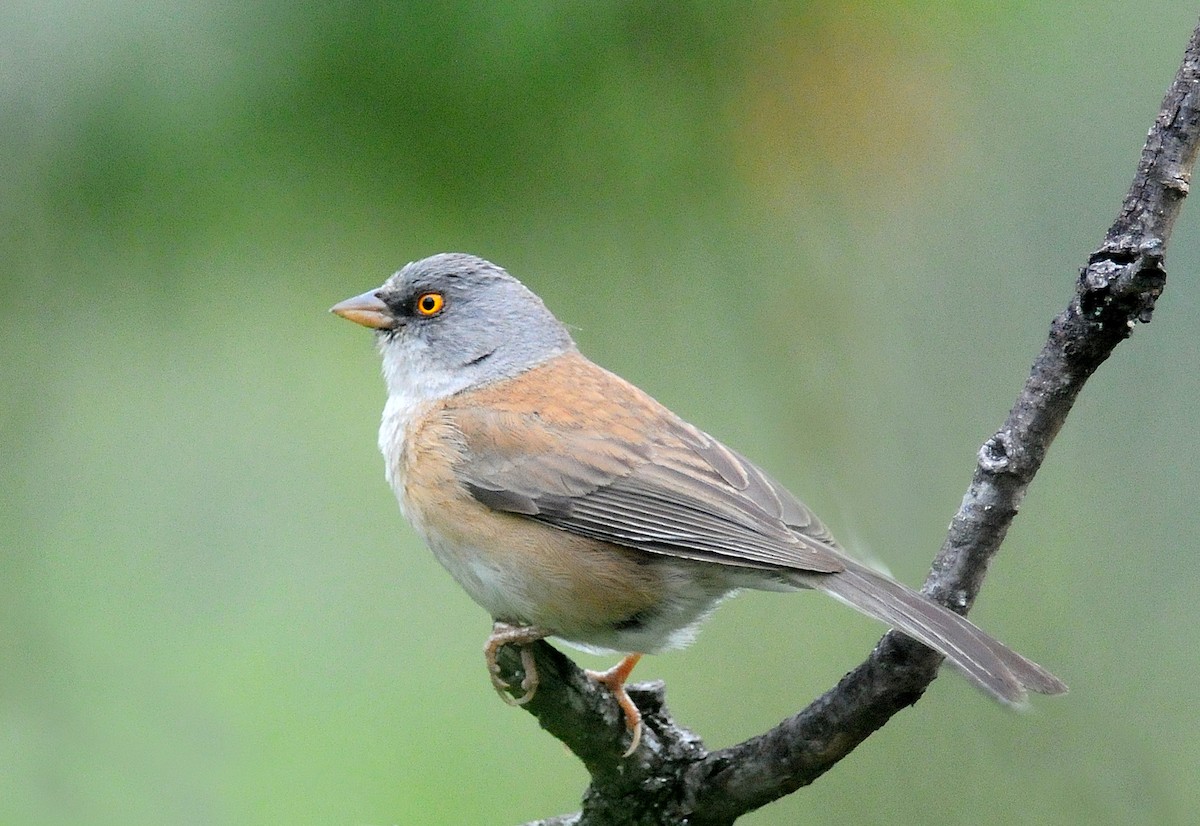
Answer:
[{"xmin": 332, "ymin": 253, "xmax": 1066, "ymax": 754}]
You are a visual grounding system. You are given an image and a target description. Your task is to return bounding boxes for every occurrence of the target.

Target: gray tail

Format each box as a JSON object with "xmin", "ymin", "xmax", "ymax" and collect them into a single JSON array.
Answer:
[{"xmin": 796, "ymin": 558, "xmax": 1066, "ymax": 703}]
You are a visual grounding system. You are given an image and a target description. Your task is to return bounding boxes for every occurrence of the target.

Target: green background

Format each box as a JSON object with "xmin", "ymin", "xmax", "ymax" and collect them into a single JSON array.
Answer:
[{"xmin": 5, "ymin": 3, "xmax": 1198, "ymax": 824}]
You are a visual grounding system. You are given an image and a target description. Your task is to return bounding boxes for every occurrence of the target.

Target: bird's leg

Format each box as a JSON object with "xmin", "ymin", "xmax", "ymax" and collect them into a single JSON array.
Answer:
[
  {"xmin": 484, "ymin": 621, "xmax": 551, "ymax": 705},
  {"xmin": 585, "ymin": 653, "xmax": 644, "ymax": 756}
]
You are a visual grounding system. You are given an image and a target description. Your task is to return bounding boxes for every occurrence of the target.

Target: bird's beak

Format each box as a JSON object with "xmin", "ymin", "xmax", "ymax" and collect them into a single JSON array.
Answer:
[{"xmin": 330, "ymin": 290, "xmax": 396, "ymax": 330}]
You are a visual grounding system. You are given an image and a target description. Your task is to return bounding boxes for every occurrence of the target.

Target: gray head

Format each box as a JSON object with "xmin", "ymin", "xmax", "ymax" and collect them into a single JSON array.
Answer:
[{"xmin": 331, "ymin": 253, "xmax": 577, "ymax": 401}]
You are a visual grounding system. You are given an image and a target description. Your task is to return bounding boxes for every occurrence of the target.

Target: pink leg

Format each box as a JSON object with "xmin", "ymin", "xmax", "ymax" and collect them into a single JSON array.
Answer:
[
  {"xmin": 585, "ymin": 653, "xmax": 645, "ymax": 756},
  {"xmin": 484, "ymin": 621, "xmax": 551, "ymax": 706}
]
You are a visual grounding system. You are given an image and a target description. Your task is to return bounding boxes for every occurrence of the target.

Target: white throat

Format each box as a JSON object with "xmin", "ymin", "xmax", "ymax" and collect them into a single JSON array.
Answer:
[
  {"xmin": 376, "ymin": 334, "xmax": 477, "ymax": 515},
  {"xmin": 379, "ymin": 332, "xmax": 479, "ymax": 406}
]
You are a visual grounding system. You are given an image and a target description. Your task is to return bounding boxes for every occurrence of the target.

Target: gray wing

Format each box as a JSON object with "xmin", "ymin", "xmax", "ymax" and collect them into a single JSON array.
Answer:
[
  {"xmin": 448, "ymin": 404, "xmax": 846, "ymax": 575},
  {"xmin": 443, "ymin": 378, "xmax": 1069, "ymax": 703}
]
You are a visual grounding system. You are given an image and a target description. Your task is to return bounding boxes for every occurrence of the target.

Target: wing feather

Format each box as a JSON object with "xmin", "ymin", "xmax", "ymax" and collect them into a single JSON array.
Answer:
[
  {"xmin": 443, "ymin": 361, "xmax": 844, "ymax": 574},
  {"xmin": 437, "ymin": 355, "xmax": 1067, "ymax": 702}
]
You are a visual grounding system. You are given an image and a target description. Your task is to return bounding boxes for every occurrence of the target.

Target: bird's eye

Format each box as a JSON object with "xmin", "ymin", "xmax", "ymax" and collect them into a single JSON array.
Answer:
[{"xmin": 415, "ymin": 292, "xmax": 445, "ymax": 317}]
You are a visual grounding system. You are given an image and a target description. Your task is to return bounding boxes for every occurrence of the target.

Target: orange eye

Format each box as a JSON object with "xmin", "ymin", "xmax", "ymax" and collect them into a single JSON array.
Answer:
[{"xmin": 415, "ymin": 292, "xmax": 445, "ymax": 316}]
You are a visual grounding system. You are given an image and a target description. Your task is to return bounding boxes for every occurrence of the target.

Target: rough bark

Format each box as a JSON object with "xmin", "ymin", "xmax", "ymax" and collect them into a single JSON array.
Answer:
[{"xmin": 503, "ymin": 18, "xmax": 1200, "ymax": 825}]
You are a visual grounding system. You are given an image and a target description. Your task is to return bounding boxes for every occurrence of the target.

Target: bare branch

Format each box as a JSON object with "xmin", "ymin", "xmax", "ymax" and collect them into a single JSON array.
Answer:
[{"xmin": 510, "ymin": 18, "xmax": 1200, "ymax": 825}]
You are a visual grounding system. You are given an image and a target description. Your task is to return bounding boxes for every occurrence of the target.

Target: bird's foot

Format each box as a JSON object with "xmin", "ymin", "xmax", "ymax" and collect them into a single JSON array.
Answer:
[
  {"xmin": 484, "ymin": 621, "xmax": 551, "ymax": 706},
  {"xmin": 585, "ymin": 653, "xmax": 644, "ymax": 757}
]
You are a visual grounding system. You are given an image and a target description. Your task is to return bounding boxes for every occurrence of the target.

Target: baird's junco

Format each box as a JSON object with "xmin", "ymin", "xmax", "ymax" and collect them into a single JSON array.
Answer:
[{"xmin": 332, "ymin": 253, "xmax": 1066, "ymax": 754}]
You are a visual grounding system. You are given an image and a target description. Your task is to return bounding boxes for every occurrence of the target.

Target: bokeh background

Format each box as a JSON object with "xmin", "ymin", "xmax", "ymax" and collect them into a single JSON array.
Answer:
[{"xmin": 4, "ymin": 3, "xmax": 1199, "ymax": 824}]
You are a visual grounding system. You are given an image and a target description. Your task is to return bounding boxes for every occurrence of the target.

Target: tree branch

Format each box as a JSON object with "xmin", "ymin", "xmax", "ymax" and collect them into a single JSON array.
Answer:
[{"xmin": 507, "ymin": 18, "xmax": 1200, "ymax": 825}]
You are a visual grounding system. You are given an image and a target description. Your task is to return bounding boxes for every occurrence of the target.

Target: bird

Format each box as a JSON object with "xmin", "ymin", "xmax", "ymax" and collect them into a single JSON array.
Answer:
[{"xmin": 331, "ymin": 252, "xmax": 1066, "ymax": 755}]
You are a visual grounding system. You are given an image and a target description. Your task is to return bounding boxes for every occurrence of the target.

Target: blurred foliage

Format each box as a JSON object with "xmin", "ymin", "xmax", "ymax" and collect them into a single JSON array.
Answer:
[{"xmin": 3, "ymin": 2, "xmax": 1200, "ymax": 824}]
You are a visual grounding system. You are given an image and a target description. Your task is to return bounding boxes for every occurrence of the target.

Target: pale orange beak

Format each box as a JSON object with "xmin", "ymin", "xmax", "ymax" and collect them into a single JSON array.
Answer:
[{"xmin": 330, "ymin": 290, "xmax": 395, "ymax": 330}]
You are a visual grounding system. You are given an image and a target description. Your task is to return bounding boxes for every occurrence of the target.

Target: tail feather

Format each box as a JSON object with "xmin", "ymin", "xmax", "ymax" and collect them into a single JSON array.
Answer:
[{"xmin": 794, "ymin": 558, "xmax": 1067, "ymax": 703}]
